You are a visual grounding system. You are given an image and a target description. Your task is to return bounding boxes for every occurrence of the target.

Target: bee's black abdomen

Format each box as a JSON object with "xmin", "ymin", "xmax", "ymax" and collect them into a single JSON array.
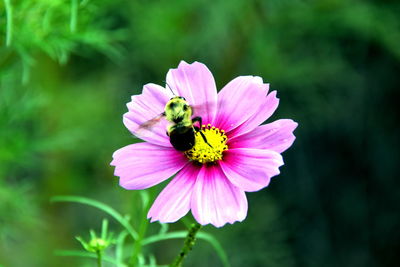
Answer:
[{"xmin": 169, "ymin": 127, "xmax": 195, "ymax": 151}]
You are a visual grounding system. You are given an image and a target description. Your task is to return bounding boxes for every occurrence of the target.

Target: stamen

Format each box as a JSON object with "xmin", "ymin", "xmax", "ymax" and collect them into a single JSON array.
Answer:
[{"xmin": 185, "ymin": 124, "xmax": 228, "ymax": 164}]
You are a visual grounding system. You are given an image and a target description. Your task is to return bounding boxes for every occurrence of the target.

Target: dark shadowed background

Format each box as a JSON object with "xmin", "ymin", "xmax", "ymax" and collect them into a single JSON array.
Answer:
[{"xmin": 1, "ymin": 0, "xmax": 399, "ymax": 266}]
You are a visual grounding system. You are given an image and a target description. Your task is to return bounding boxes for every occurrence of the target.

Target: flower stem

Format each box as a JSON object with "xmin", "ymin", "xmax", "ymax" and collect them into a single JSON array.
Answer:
[
  {"xmin": 96, "ymin": 251, "xmax": 103, "ymax": 267},
  {"xmin": 170, "ymin": 223, "xmax": 202, "ymax": 267}
]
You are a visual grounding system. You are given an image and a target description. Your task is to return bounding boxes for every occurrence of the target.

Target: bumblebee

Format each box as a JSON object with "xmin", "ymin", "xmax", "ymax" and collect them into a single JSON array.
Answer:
[{"xmin": 139, "ymin": 96, "xmax": 211, "ymax": 151}]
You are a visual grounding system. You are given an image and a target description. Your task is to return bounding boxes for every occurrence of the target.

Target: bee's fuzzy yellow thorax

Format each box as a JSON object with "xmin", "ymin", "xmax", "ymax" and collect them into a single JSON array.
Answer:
[
  {"xmin": 164, "ymin": 97, "xmax": 192, "ymax": 123},
  {"xmin": 185, "ymin": 124, "xmax": 228, "ymax": 164}
]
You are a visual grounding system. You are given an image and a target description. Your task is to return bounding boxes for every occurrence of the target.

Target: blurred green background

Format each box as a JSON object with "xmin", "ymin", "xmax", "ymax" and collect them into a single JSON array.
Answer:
[{"xmin": 1, "ymin": 0, "xmax": 399, "ymax": 266}]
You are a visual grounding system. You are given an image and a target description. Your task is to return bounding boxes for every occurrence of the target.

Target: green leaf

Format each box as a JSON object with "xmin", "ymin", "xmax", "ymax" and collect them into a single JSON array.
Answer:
[
  {"xmin": 197, "ymin": 232, "xmax": 230, "ymax": 267},
  {"xmin": 142, "ymin": 231, "xmax": 230, "ymax": 267},
  {"xmin": 142, "ymin": 231, "xmax": 187, "ymax": 245},
  {"xmin": 90, "ymin": 229, "xmax": 97, "ymax": 240},
  {"xmin": 139, "ymin": 190, "xmax": 150, "ymax": 209},
  {"xmin": 158, "ymin": 222, "xmax": 169, "ymax": 235},
  {"xmin": 137, "ymin": 254, "xmax": 145, "ymax": 266},
  {"xmin": 51, "ymin": 195, "xmax": 138, "ymax": 240},
  {"xmin": 70, "ymin": 0, "xmax": 78, "ymax": 33},
  {"xmin": 116, "ymin": 230, "xmax": 129, "ymax": 265},
  {"xmin": 3, "ymin": 0, "xmax": 13, "ymax": 46},
  {"xmin": 75, "ymin": 236, "xmax": 90, "ymax": 251},
  {"xmin": 148, "ymin": 254, "xmax": 157, "ymax": 267},
  {"xmin": 101, "ymin": 218, "xmax": 108, "ymax": 240}
]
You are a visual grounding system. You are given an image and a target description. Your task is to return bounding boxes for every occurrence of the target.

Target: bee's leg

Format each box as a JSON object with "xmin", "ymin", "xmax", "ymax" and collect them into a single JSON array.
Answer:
[
  {"xmin": 198, "ymin": 130, "xmax": 213, "ymax": 148},
  {"xmin": 192, "ymin": 117, "xmax": 213, "ymax": 148},
  {"xmin": 166, "ymin": 124, "xmax": 172, "ymax": 137},
  {"xmin": 192, "ymin": 116, "xmax": 202, "ymax": 128}
]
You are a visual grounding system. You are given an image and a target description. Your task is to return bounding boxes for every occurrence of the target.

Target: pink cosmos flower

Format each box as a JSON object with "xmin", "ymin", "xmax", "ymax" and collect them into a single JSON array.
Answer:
[{"xmin": 111, "ymin": 61, "xmax": 297, "ymax": 227}]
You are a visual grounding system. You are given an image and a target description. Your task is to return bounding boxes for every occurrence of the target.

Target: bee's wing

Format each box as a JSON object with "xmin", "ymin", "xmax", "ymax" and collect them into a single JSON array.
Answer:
[
  {"xmin": 190, "ymin": 101, "xmax": 218, "ymax": 122},
  {"xmin": 191, "ymin": 103, "xmax": 212, "ymax": 115},
  {"xmin": 135, "ymin": 113, "xmax": 167, "ymax": 138}
]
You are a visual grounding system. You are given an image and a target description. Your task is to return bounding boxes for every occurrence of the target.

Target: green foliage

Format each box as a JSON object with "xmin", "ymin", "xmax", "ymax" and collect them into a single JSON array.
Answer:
[
  {"xmin": 0, "ymin": 0, "xmax": 127, "ymax": 265},
  {"xmin": 1, "ymin": 0, "xmax": 124, "ymax": 78},
  {"xmin": 0, "ymin": 181, "xmax": 38, "ymax": 240},
  {"xmin": 52, "ymin": 195, "xmax": 228, "ymax": 267}
]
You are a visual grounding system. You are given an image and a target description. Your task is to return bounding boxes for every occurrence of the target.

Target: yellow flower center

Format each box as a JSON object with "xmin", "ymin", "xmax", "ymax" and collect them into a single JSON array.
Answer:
[{"xmin": 185, "ymin": 124, "xmax": 228, "ymax": 164}]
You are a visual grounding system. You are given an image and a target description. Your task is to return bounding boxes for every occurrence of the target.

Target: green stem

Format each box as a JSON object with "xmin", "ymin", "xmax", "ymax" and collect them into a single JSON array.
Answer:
[
  {"xmin": 96, "ymin": 251, "xmax": 103, "ymax": 267},
  {"xmin": 170, "ymin": 223, "xmax": 202, "ymax": 267}
]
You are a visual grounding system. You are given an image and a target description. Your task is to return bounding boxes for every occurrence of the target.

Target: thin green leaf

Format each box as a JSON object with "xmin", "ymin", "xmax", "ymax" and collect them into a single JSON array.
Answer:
[
  {"xmin": 101, "ymin": 219, "xmax": 108, "ymax": 240},
  {"xmin": 3, "ymin": 0, "xmax": 13, "ymax": 46},
  {"xmin": 142, "ymin": 231, "xmax": 230, "ymax": 267},
  {"xmin": 51, "ymin": 195, "xmax": 138, "ymax": 240},
  {"xmin": 139, "ymin": 191, "xmax": 150, "ymax": 209},
  {"xmin": 149, "ymin": 254, "xmax": 156, "ymax": 267},
  {"xmin": 70, "ymin": 0, "xmax": 78, "ymax": 33},
  {"xmin": 197, "ymin": 232, "xmax": 230, "ymax": 267},
  {"xmin": 142, "ymin": 231, "xmax": 187, "ymax": 245},
  {"xmin": 90, "ymin": 229, "xmax": 97, "ymax": 240},
  {"xmin": 75, "ymin": 236, "xmax": 90, "ymax": 251},
  {"xmin": 116, "ymin": 230, "xmax": 129, "ymax": 265},
  {"xmin": 158, "ymin": 223, "xmax": 169, "ymax": 235},
  {"xmin": 137, "ymin": 254, "xmax": 145, "ymax": 266}
]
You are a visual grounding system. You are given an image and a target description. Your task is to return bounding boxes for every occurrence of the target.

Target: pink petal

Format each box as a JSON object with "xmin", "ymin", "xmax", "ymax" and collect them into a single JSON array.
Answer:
[
  {"xmin": 214, "ymin": 76, "xmax": 270, "ymax": 133},
  {"xmin": 191, "ymin": 165, "xmax": 248, "ymax": 227},
  {"xmin": 219, "ymin": 148, "xmax": 284, "ymax": 192},
  {"xmin": 166, "ymin": 61, "xmax": 217, "ymax": 125},
  {"xmin": 227, "ymin": 90, "xmax": 279, "ymax": 138},
  {"xmin": 229, "ymin": 119, "xmax": 298, "ymax": 153},
  {"xmin": 123, "ymin": 83, "xmax": 171, "ymax": 147},
  {"xmin": 147, "ymin": 164, "xmax": 200, "ymax": 223},
  {"xmin": 110, "ymin": 142, "xmax": 187, "ymax": 190}
]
